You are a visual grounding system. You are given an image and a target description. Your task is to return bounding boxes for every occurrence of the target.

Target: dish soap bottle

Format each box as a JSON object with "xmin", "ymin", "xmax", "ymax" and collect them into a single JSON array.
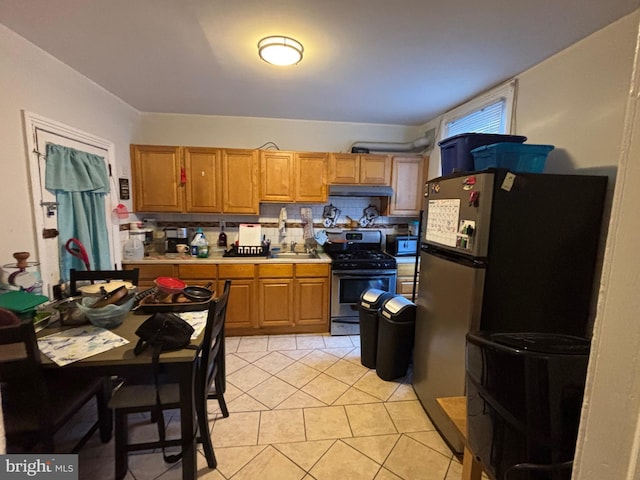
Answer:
[
  {"xmin": 217, "ymin": 220, "xmax": 227, "ymax": 247},
  {"xmin": 190, "ymin": 228, "xmax": 208, "ymax": 257}
]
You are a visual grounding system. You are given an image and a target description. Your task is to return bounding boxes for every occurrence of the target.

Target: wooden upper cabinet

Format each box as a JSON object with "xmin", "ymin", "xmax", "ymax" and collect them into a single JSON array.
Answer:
[
  {"xmin": 184, "ymin": 147, "xmax": 222, "ymax": 213},
  {"xmin": 388, "ymin": 155, "xmax": 428, "ymax": 216},
  {"xmin": 295, "ymin": 152, "xmax": 328, "ymax": 203},
  {"xmin": 329, "ymin": 153, "xmax": 391, "ymax": 185},
  {"xmin": 360, "ymin": 154, "xmax": 392, "ymax": 184},
  {"xmin": 330, "ymin": 153, "xmax": 360, "ymax": 184},
  {"xmin": 221, "ymin": 149, "xmax": 259, "ymax": 214},
  {"xmin": 131, "ymin": 145, "xmax": 184, "ymax": 212},
  {"xmin": 260, "ymin": 150, "xmax": 295, "ymax": 202},
  {"xmin": 260, "ymin": 150, "xmax": 328, "ymax": 203}
]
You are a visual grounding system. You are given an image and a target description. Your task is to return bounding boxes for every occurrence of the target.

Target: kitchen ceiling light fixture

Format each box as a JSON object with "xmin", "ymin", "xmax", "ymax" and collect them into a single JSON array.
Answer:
[{"xmin": 258, "ymin": 36, "xmax": 303, "ymax": 66}]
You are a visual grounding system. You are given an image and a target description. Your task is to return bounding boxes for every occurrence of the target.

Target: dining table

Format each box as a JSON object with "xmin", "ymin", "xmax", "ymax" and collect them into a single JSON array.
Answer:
[{"xmin": 37, "ymin": 310, "xmax": 206, "ymax": 480}]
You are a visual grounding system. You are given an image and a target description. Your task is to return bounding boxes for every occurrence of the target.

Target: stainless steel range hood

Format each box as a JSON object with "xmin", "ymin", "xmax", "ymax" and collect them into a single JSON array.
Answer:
[{"xmin": 328, "ymin": 184, "xmax": 393, "ymax": 197}]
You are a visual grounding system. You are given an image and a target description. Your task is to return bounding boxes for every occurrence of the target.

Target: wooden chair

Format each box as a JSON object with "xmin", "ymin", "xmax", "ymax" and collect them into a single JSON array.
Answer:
[
  {"xmin": 0, "ymin": 308, "xmax": 112, "ymax": 453},
  {"xmin": 109, "ymin": 280, "xmax": 231, "ymax": 479},
  {"xmin": 68, "ymin": 268, "xmax": 140, "ymax": 296}
]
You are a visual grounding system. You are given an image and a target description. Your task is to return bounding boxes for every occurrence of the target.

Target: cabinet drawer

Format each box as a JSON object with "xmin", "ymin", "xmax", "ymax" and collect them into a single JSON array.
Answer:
[
  {"xmin": 397, "ymin": 263, "xmax": 418, "ymax": 276},
  {"xmin": 398, "ymin": 279, "xmax": 417, "ymax": 294},
  {"xmin": 219, "ymin": 264, "xmax": 256, "ymax": 278},
  {"xmin": 178, "ymin": 264, "xmax": 217, "ymax": 279},
  {"xmin": 295, "ymin": 264, "xmax": 330, "ymax": 277},
  {"xmin": 258, "ymin": 264, "xmax": 294, "ymax": 278}
]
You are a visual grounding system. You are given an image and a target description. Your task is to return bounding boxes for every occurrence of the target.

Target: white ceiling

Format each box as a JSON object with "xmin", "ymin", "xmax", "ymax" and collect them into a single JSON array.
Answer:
[{"xmin": 1, "ymin": 0, "xmax": 638, "ymax": 126}]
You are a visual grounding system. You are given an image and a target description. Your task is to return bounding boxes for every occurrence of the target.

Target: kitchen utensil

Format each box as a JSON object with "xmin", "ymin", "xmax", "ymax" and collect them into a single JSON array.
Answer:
[
  {"xmin": 51, "ymin": 296, "xmax": 88, "ymax": 325},
  {"xmin": 322, "ymin": 204, "xmax": 341, "ymax": 228},
  {"xmin": 345, "ymin": 216, "xmax": 359, "ymax": 228},
  {"xmin": 78, "ymin": 281, "xmax": 136, "ymax": 297},
  {"xmin": 65, "ymin": 238, "xmax": 90, "ymax": 271},
  {"xmin": 90, "ymin": 285, "xmax": 129, "ymax": 308},
  {"xmin": 154, "ymin": 277, "xmax": 187, "ymax": 295},
  {"xmin": 359, "ymin": 205, "xmax": 379, "ymax": 227},
  {"xmin": 78, "ymin": 294, "xmax": 136, "ymax": 329},
  {"xmin": 182, "ymin": 282, "xmax": 214, "ymax": 302}
]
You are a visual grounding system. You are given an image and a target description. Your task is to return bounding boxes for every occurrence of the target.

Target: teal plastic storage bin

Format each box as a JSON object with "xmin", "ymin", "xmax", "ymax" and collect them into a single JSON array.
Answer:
[{"xmin": 471, "ymin": 143, "xmax": 554, "ymax": 173}]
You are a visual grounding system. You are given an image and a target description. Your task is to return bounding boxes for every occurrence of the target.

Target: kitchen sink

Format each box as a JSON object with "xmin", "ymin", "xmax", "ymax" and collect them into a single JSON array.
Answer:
[{"xmin": 270, "ymin": 251, "xmax": 320, "ymax": 259}]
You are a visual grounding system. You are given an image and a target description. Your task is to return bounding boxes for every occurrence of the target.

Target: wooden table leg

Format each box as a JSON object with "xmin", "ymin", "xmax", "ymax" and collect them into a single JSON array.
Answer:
[{"xmin": 462, "ymin": 445, "xmax": 483, "ymax": 480}]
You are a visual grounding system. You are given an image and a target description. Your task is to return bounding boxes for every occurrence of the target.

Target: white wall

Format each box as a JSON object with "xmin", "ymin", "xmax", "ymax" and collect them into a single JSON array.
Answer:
[
  {"xmin": 135, "ymin": 112, "xmax": 423, "ymax": 153},
  {"xmin": 0, "ymin": 24, "xmax": 140, "ymax": 267},
  {"xmin": 422, "ymin": 12, "xmax": 638, "ymax": 181},
  {"xmin": 515, "ymin": 13, "xmax": 637, "ymax": 178}
]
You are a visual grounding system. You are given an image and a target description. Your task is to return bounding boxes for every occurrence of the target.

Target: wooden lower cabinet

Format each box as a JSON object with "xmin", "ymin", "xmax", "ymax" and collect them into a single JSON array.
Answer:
[
  {"xmin": 124, "ymin": 261, "xmax": 330, "ymax": 335},
  {"xmin": 396, "ymin": 261, "xmax": 419, "ymax": 300},
  {"xmin": 219, "ymin": 264, "xmax": 258, "ymax": 331},
  {"xmin": 177, "ymin": 264, "xmax": 217, "ymax": 289},
  {"xmin": 124, "ymin": 263, "xmax": 175, "ymax": 289},
  {"xmin": 295, "ymin": 264, "xmax": 329, "ymax": 327}
]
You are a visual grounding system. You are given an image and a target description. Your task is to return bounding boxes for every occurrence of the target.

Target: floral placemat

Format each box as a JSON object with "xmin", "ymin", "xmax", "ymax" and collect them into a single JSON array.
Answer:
[
  {"xmin": 176, "ymin": 310, "xmax": 208, "ymax": 339},
  {"xmin": 38, "ymin": 325, "xmax": 129, "ymax": 366}
]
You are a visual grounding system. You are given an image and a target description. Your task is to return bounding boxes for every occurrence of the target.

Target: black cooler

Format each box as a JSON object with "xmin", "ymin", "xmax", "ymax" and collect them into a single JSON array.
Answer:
[
  {"xmin": 358, "ymin": 288, "xmax": 394, "ymax": 369},
  {"xmin": 376, "ymin": 295, "xmax": 416, "ymax": 380},
  {"xmin": 466, "ymin": 332, "xmax": 590, "ymax": 480}
]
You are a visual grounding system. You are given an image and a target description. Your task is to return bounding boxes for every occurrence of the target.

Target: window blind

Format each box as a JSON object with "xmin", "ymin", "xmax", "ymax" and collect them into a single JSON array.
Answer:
[{"xmin": 446, "ymin": 99, "xmax": 506, "ymax": 137}]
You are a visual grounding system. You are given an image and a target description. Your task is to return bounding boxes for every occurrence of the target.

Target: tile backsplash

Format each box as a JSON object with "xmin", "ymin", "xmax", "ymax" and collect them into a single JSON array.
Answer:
[{"xmin": 126, "ymin": 197, "xmax": 419, "ymax": 251}]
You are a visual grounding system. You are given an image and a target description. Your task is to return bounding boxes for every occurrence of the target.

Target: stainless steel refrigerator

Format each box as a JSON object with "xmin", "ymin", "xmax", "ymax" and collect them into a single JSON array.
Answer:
[{"xmin": 412, "ymin": 168, "xmax": 607, "ymax": 453}]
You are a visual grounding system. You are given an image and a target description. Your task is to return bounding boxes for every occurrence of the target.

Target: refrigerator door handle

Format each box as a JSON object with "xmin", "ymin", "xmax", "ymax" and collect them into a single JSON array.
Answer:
[{"xmin": 421, "ymin": 243, "xmax": 486, "ymax": 268}]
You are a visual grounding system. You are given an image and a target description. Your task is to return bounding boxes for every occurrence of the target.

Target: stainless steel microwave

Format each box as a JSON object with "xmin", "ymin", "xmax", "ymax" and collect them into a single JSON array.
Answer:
[{"xmin": 385, "ymin": 235, "xmax": 418, "ymax": 256}]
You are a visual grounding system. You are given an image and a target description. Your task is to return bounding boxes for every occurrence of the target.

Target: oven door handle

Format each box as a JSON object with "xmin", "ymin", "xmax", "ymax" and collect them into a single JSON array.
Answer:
[{"xmin": 332, "ymin": 271, "xmax": 397, "ymax": 279}]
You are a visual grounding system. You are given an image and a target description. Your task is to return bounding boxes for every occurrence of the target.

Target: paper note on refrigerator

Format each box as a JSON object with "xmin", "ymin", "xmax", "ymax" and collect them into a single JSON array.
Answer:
[{"xmin": 426, "ymin": 199, "xmax": 460, "ymax": 247}]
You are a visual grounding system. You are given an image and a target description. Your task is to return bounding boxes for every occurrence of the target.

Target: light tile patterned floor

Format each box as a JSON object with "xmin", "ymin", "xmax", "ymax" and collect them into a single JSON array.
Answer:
[{"xmin": 76, "ymin": 333, "xmax": 464, "ymax": 479}]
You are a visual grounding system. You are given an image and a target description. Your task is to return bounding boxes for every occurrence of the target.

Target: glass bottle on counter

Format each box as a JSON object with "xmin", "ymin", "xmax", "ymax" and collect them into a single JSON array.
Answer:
[{"xmin": 217, "ymin": 220, "xmax": 227, "ymax": 247}]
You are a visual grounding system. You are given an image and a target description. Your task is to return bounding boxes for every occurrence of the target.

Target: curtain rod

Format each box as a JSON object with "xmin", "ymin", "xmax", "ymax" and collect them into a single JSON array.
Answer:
[{"xmin": 34, "ymin": 126, "xmax": 108, "ymax": 152}]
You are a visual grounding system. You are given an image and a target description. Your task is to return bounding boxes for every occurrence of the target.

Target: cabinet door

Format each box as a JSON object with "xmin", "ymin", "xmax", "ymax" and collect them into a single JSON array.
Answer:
[
  {"xmin": 296, "ymin": 152, "xmax": 328, "ymax": 203},
  {"xmin": 131, "ymin": 145, "xmax": 184, "ymax": 212},
  {"xmin": 360, "ymin": 154, "xmax": 391, "ymax": 185},
  {"xmin": 329, "ymin": 153, "xmax": 359, "ymax": 184},
  {"xmin": 222, "ymin": 149, "xmax": 259, "ymax": 214},
  {"xmin": 184, "ymin": 147, "xmax": 222, "ymax": 213},
  {"xmin": 389, "ymin": 156, "xmax": 425, "ymax": 215},
  {"xmin": 295, "ymin": 277, "xmax": 329, "ymax": 326},
  {"xmin": 260, "ymin": 150, "xmax": 295, "ymax": 202},
  {"xmin": 220, "ymin": 278, "xmax": 257, "ymax": 330},
  {"xmin": 258, "ymin": 278, "xmax": 294, "ymax": 327}
]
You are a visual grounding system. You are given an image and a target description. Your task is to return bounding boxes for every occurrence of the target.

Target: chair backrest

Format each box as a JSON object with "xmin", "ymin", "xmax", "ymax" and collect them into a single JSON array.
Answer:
[
  {"xmin": 69, "ymin": 268, "xmax": 140, "ymax": 296},
  {"xmin": 198, "ymin": 280, "xmax": 231, "ymax": 394},
  {"xmin": 0, "ymin": 312, "xmax": 49, "ymax": 432}
]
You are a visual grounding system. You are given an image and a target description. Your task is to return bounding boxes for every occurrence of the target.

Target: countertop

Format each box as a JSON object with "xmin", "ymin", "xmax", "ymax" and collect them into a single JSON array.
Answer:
[{"xmin": 122, "ymin": 251, "xmax": 332, "ymax": 265}]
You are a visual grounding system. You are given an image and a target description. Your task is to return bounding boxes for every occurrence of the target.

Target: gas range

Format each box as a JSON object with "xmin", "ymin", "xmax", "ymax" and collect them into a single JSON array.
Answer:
[
  {"xmin": 328, "ymin": 250, "xmax": 397, "ymax": 270},
  {"xmin": 325, "ymin": 230, "xmax": 398, "ymax": 335},
  {"xmin": 324, "ymin": 229, "xmax": 397, "ymax": 270}
]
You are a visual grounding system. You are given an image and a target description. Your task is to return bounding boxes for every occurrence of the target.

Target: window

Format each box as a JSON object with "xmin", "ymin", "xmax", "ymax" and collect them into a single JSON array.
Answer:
[
  {"xmin": 446, "ymin": 99, "xmax": 506, "ymax": 136},
  {"xmin": 440, "ymin": 80, "xmax": 517, "ymax": 139}
]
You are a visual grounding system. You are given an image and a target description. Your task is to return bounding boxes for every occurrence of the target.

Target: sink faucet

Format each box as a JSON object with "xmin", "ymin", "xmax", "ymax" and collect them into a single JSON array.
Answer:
[{"xmin": 290, "ymin": 241, "xmax": 297, "ymax": 252}]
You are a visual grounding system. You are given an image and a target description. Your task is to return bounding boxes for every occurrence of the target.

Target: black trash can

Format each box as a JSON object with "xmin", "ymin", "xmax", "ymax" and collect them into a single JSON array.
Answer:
[
  {"xmin": 376, "ymin": 295, "xmax": 416, "ymax": 381},
  {"xmin": 358, "ymin": 288, "xmax": 394, "ymax": 368},
  {"xmin": 466, "ymin": 332, "xmax": 590, "ymax": 480}
]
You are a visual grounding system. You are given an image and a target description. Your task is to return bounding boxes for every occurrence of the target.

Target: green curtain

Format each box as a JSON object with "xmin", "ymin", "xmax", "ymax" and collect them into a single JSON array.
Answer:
[{"xmin": 44, "ymin": 143, "xmax": 111, "ymax": 282}]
